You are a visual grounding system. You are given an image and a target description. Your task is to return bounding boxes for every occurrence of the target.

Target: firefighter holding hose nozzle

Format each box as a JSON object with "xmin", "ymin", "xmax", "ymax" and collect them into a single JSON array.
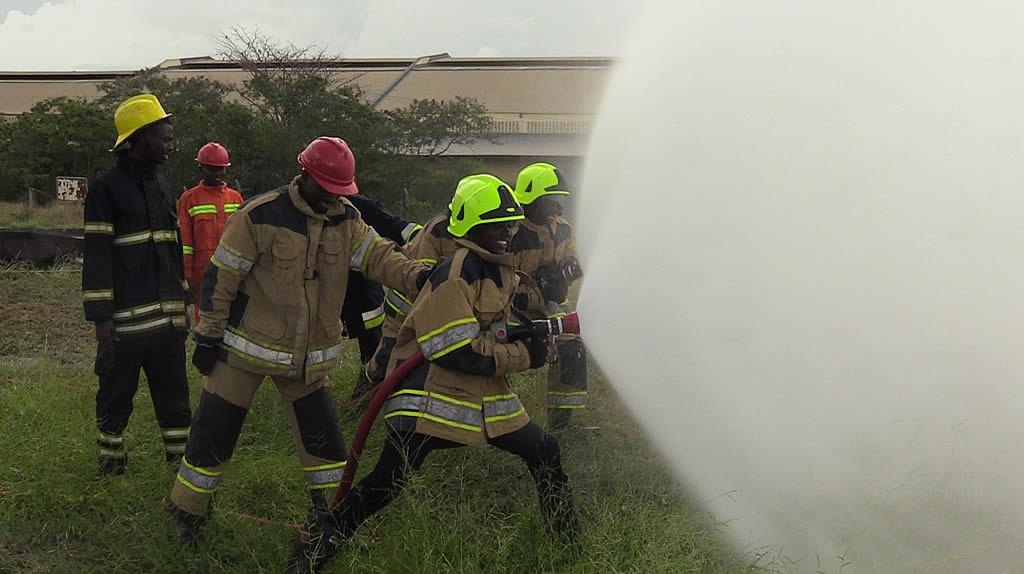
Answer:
[{"xmin": 287, "ymin": 174, "xmax": 581, "ymax": 573}]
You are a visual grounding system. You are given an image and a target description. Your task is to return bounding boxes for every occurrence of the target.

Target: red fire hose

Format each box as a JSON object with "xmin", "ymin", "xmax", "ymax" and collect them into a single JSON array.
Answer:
[{"xmin": 330, "ymin": 350, "xmax": 426, "ymax": 508}]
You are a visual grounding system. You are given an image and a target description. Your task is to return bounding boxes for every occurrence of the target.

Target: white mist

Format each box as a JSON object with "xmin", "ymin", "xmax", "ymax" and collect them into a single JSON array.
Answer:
[{"xmin": 577, "ymin": 2, "xmax": 1024, "ymax": 572}]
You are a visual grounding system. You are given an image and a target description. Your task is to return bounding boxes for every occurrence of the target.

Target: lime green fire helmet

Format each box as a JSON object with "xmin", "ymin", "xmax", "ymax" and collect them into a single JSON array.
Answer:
[
  {"xmin": 447, "ymin": 174, "xmax": 525, "ymax": 237},
  {"xmin": 513, "ymin": 162, "xmax": 570, "ymax": 206}
]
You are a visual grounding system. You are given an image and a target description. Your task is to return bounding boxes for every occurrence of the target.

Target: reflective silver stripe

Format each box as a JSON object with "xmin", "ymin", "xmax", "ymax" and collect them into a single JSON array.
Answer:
[
  {"xmin": 384, "ymin": 394, "xmax": 484, "ymax": 429},
  {"xmin": 85, "ymin": 222, "xmax": 114, "ymax": 234},
  {"xmin": 99, "ymin": 449, "xmax": 126, "ymax": 458},
  {"xmin": 165, "ymin": 444, "xmax": 186, "ymax": 454},
  {"xmin": 152, "ymin": 230, "xmax": 177, "ymax": 242},
  {"xmin": 548, "ymin": 392, "xmax": 588, "ymax": 407},
  {"xmin": 212, "ymin": 244, "xmax": 254, "ymax": 273},
  {"xmin": 307, "ymin": 344, "xmax": 343, "ymax": 366},
  {"xmin": 83, "ymin": 289, "xmax": 114, "ymax": 301},
  {"xmin": 419, "ymin": 322, "xmax": 480, "ymax": 359},
  {"xmin": 114, "ymin": 316, "xmax": 172, "ymax": 334},
  {"xmin": 483, "ymin": 396, "xmax": 525, "ymax": 422},
  {"xmin": 349, "ymin": 228, "xmax": 380, "ymax": 270},
  {"xmin": 361, "ymin": 305, "xmax": 385, "ymax": 324},
  {"xmin": 113, "ymin": 230, "xmax": 153, "ymax": 246},
  {"xmin": 161, "ymin": 300, "xmax": 185, "ymax": 313},
  {"xmin": 304, "ymin": 464, "xmax": 345, "ymax": 487},
  {"xmin": 178, "ymin": 465, "xmax": 223, "ymax": 492},
  {"xmin": 401, "ymin": 223, "xmax": 421, "ymax": 242},
  {"xmin": 385, "ymin": 289, "xmax": 412, "ymax": 316},
  {"xmin": 112, "ymin": 303, "xmax": 162, "ymax": 320},
  {"xmin": 223, "ymin": 330, "xmax": 293, "ymax": 365},
  {"xmin": 162, "ymin": 428, "xmax": 190, "ymax": 439},
  {"xmin": 97, "ymin": 432, "xmax": 124, "ymax": 445}
]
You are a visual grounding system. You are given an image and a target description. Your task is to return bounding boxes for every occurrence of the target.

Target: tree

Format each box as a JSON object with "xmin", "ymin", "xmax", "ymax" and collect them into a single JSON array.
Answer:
[{"xmin": 0, "ymin": 98, "xmax": 111, "ymax": 203}]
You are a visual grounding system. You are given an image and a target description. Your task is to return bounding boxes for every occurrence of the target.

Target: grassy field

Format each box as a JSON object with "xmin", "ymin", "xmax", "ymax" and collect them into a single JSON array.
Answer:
[
  {"xmin": 0, "ymin": 264, "xmax": 788, "ymax": 574},
  {"xmin": 0, "ymin": 202, "xmax": 83, "ymax": 229}
]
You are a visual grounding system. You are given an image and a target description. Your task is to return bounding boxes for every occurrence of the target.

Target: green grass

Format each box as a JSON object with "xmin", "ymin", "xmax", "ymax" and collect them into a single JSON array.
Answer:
[
  {"xmin": 0, "ymin": 266, "xmax": 787, "ymax": 574},
  {"xmin": 0, "ymin": 202, "xmax": 83, "ymax": 229}
]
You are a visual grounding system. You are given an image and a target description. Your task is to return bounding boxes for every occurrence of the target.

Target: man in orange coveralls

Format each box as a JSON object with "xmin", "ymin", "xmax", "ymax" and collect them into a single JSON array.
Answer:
[{"xmin": 177, "ymin": 142, "xmax": 244, "ymax": 324}]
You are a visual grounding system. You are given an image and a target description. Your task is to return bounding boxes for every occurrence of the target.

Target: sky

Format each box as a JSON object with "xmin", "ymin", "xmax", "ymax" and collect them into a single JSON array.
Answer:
[{"xmin": 0, "ymin": 0, "xmax": 641, "ymax": 70}]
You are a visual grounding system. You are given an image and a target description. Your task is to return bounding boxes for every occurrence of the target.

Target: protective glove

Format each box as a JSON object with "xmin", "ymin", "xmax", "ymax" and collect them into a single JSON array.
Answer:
[
  {"xmin": 561, "ymin": 255, "xmax": 583, "ymax": 282},
  {"xmin": 94, "ymin": 320, "xmax": 118, "ymax": 377},
  {"xmin": 527, "ymin": 335, "xmax": 550, "ymax": 369},
  {"xmin": 535, "ymin": 264, "xmax": 569, "ymax": 303},
  {"xmin": 191, "ymin": 343, "xmax": 220, "ymax": 376}
]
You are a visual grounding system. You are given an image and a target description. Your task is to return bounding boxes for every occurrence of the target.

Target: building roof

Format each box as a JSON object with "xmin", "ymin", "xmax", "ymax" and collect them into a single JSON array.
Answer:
[{"xmin": 0, "ymin": 55, "xmax": 612, "ymax": 155}]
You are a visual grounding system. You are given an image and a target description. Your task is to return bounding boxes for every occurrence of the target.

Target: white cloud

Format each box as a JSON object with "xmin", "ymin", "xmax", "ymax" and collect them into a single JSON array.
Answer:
[{"xmin": 0, "ymin": 0, "xmax": 645, "ymax": 70}]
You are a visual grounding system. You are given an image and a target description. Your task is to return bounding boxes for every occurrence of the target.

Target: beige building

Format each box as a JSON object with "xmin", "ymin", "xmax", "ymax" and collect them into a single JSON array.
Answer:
[{"xmin": 0, "ymin": 54, "xmax": 612, "ymax": 186}]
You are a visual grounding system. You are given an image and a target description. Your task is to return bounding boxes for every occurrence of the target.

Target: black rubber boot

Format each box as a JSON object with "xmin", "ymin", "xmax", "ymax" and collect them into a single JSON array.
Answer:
[
  {"xmin": 165, "ymin": 500, "xmax": 209, "ymax": 546},
  {"xmin": 284, "ymin": 519, "xmax": 345, "ymax": 574},
  {"xmin": 349, "ymin": 367, "xmax": 377, "ymax": 403},
  {"xmin": 547, "ymin": 409, "xmax": 571, "ymax": 431},
  {"xmin": 98, "ymin": 454, "xmax": 127, "ymax": 476}
]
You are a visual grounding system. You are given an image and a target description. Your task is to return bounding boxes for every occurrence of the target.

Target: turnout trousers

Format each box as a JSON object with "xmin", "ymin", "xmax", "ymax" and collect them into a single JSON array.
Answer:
[
  {"xmin": 169, "ymin": 360, "xmax": 348, "ymax": 519},
  {"xmin": 95, "ymin": 328, "xmax": 191, "ymax": 470}
]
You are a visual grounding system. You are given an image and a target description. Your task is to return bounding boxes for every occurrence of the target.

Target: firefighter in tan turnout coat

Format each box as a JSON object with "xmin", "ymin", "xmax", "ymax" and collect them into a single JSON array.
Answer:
[
  {"xmin": 510, "ymin": 162, "xmax": 588, "ymax": 429},
  {"xmin": 166, "ymin": 137, "xmax": 428, "ymax": 544},
  {"xmin": 287, "ymin": 174, "xmax": 579, "ymax": 574}
]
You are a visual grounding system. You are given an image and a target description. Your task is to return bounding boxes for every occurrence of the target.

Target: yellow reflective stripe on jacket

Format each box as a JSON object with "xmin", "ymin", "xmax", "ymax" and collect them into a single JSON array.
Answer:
[
  {"xmin": 112, "ymin": 229, "xmax": 177, "ymax": 246},
  {"xmin": 417, "ymin": 317, "xmax": 479, "ymax": 360},
  {"xmin": 188, "ymin": 204, "xmax": 218, "ymax": 216},
  {"xmin": 223, "ymin": 328, "xmax": 293, "ymax": 366},
  {"xmin": 483, "ymin": 394, "xmax": 526, "ymax": 423},
  {"xmin": 224, "ymin": 203, "xmax": 240, "ymax": 213},
  {"xmin": 362, "ymin": 305, "xmax": 385, "ymax": 330},
  {"xmin": 349, "ymin": 228, "xmax": 380, "ymax": 271},
  {"xmin": 182, "ymin": 245, "xmax": 194, "ymax": 255},
  {"xmin": 211, "ymin": 243, "xmax": 254, "ymax": 275},
  {"xmin": 113, "ymin": 316, "xmax": 178, "ymax": 334},
  {"xmin": 84, "ymin": 221, "xmax": 114, "ymax": 234},
  {"xmin": 401, "ymin": 222, "xmax": 422, "ymax": 243},
  {"xmin": 303, "ymin": 461, "xmax": 346, "ymax": 490},
  {"xmin": 384, "ymin": 389, "xmax": 484, "ymax": 431},
  {"xmin": 112, "ymin": 302, "xmax": 162, "ymax": 320},
  {"xmin": 83, "ymin": 289, "xmax": 114, "ymax": 301},
  {"xmin": 307, "ymin": 344, "xmax": 343, "ymax": 367},
  {"xmin": 385, "ymin": 289, "xmax": 413, "ymax": 316}
]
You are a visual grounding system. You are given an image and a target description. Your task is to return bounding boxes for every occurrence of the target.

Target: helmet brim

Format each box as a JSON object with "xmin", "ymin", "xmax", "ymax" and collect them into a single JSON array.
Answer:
[
  {"xmin": 111, "ymin": 111, "xmax": 173, "ymax": 150},
  {"xmin": 311, "ymin": 172, "xmax": 359, "ymax": 196}
]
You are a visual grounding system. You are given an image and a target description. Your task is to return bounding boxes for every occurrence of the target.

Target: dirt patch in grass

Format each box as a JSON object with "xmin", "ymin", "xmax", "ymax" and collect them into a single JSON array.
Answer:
[{"xmin": 0, "ymin": 263, "xmax": 92, "ymax": 363}]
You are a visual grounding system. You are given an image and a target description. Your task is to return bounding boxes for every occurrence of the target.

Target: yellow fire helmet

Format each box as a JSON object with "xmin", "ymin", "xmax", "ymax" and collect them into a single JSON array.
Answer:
[
  {"xmin": 112, "ymin": 94, "xmax": 172, "ymax": 150},
  {"xmin": 447, "ymin": 174, "xmax": 525, "ymax": 237},
  {"xmin": 513, "ymin": 162, "xmax": 570, "ymax": 206}
]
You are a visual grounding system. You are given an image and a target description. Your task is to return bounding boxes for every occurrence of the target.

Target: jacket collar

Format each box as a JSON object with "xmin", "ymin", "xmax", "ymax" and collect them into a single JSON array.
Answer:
[
  {"xmin": 287, "ymin": 175, "xmax": 349, "ymax": 220},
  {"xmin": 455, "ymin": 238, "xmax": 516, "ymax": 267},
  {"xmin": 116, "ymin": 154, "xmax": 159, "ymax": 179}
]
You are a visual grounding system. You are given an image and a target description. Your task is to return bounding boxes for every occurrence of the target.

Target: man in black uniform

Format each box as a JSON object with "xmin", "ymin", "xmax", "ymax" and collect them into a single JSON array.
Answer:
[{"xmin": 82, "ymin": 94, "xmax": 192, "ymax": 474}]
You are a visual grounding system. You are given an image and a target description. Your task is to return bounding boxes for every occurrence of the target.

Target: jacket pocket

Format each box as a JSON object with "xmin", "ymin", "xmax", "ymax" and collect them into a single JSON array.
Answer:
[
  {"xmin": 271, "ymin": 243, "xmax": 301, "ymax": 277},
  {"xmin": 473, "ymin": 294, "xmax": 507, "ymax": 327},
  {"xmin": 319, "ymin": 238, "xmax": 345, "ymax": 265}
]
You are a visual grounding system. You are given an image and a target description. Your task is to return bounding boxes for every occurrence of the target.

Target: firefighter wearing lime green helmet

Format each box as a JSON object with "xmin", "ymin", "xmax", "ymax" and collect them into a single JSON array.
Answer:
[
  {"xmin": 286, "ymin": 174, "xmax": 578, "ymax": 574},
  {"xmin": 509, "ymin": 162, "xmax": 587, "ymax": 430}
]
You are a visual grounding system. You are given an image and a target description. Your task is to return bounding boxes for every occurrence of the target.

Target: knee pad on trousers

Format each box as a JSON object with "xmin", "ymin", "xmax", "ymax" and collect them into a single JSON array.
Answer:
[
  {"xmin": 293, "ymin": 387, "xmax": 347, "ymax": 460},
  {"xmin": 557, "ymin": 340, "xmax": 587, "ymax": 389},
  {"xmin": 185, "ymin": 390, "xmax": 248, "ymax": 467}
]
